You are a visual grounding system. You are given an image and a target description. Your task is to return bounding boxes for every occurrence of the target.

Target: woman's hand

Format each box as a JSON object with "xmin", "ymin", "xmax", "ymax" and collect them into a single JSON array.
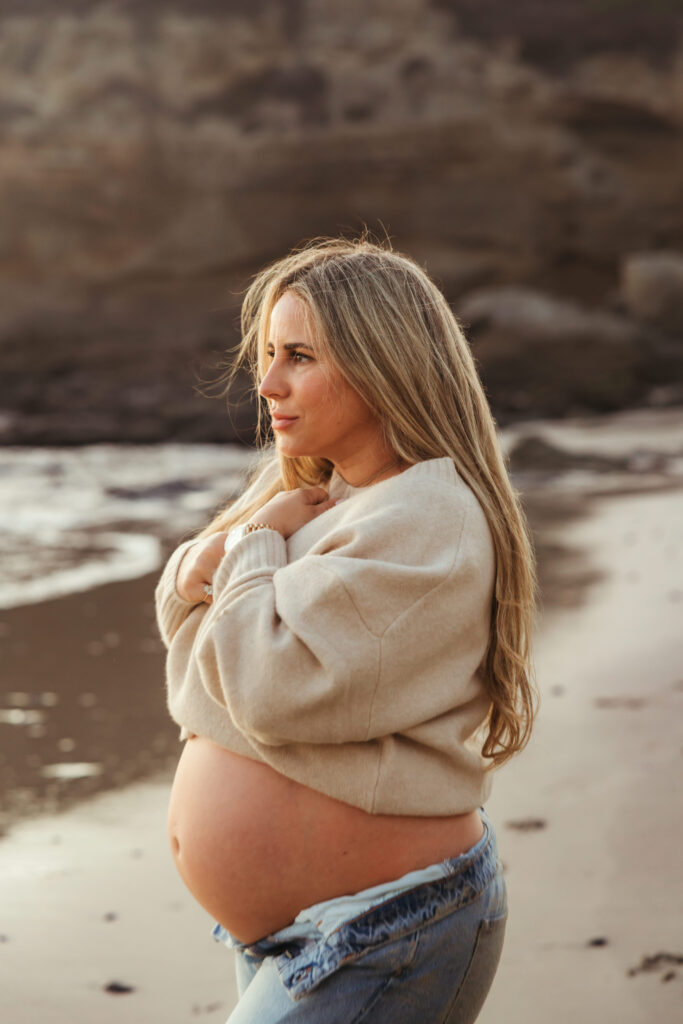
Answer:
[
  {"xmin": 176, "ymin": 487, "xmax": 337, "ymax": 604},
  {"xmin": 247, "ymin": 485, "xmax": 336, "ymax": 540},
  {"xmin": 176, "ymin": 532, "xmax": 229, "ymax": 605}
]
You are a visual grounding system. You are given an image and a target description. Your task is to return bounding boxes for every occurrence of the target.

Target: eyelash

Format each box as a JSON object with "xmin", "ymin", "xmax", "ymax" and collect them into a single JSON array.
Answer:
[{"xmin": 265, "ymin": 349, "xmax": 311, "ymax": 364}]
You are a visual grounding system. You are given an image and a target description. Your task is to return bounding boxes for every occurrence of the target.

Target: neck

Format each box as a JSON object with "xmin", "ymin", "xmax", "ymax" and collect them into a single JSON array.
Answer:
[{"xmin": 334, "ymin": 455, "xmax": 404, "ymax": 489}]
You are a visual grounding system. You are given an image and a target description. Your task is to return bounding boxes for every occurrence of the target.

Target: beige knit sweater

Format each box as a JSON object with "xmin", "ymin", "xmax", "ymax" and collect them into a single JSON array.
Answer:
[{"xmin": 155, "ymin": 456, "xmax": 497, "ymax": 815}]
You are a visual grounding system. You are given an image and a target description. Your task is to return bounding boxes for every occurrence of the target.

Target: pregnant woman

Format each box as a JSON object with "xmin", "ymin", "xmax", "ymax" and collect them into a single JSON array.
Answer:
[{"xmin": 155, "ymin": 236, "xmax": 537, "ymax": 1023}]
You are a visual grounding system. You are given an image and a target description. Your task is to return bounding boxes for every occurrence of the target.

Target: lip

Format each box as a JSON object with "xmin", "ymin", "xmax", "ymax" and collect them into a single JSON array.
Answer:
[{"xmin": 271, "ymin": 414, "xmax": 298, "ymax": 429}]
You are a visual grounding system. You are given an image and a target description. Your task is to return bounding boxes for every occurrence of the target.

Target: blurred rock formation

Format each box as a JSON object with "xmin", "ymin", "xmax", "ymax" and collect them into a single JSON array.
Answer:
[{"xmin": 0, "ymin": 0, "xmax": 682, "ymax": 443}]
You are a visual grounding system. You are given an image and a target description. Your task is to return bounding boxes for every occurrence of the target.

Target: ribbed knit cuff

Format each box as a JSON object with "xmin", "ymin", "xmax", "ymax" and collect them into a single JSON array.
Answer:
[
  {"xmin": 155, "ymin": 538, "xmax": 201, "ymax": 646},
  {"xmin": 212, "ymin": 528, "xmax": 288, "ymax": 600}
]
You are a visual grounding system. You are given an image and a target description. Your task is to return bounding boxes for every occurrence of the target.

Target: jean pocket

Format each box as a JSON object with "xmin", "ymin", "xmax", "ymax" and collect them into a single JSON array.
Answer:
[{"xmin": 441, "ymin": 912, "xmax": 507, "ymax": 1024}]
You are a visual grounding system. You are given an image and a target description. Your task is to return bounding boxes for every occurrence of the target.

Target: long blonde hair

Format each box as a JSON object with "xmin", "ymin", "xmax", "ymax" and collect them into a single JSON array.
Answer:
[{"xmin": 199, "ymin": 235, "xmax": 538, "ymax": 766}]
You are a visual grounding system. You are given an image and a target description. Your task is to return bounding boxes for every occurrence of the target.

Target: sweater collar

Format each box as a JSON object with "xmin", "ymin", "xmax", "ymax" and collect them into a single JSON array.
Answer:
[{"xmin": 327, "ymin": 456, "xmax": 454, "ymax": 501}]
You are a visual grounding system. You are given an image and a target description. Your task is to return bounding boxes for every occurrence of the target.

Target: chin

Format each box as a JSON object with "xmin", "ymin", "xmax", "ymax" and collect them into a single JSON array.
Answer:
[{"xmin": 275, "ymin": 439, "xmax": 318, "ymax": 460}]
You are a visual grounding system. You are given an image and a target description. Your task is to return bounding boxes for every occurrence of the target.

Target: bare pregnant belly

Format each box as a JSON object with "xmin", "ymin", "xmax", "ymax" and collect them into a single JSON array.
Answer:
[{"xmin": 168, "ymin": 736, "xmax": 484, "ymax": 944}]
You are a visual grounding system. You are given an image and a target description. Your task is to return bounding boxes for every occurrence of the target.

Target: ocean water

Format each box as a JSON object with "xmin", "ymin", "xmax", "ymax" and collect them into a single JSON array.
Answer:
[
  {"xmin": 0, "ymin": 443, "xmax": 257, "ymax": 610},
  {"xmin": 2, "ymin": 406, "xmax": 682, "ymax": 611}
]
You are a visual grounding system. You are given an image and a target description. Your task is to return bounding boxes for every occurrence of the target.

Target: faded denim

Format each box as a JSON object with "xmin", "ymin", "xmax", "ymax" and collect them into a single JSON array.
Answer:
[{"xmin": 222, "ymin": 808, "xmax": 506, "ymax": 1023}]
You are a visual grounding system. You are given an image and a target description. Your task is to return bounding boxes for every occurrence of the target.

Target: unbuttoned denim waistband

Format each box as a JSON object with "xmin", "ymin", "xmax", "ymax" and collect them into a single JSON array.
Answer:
[{"xmin": 228, "ymin": 807, "xmax": 501, "ymax": 1000}]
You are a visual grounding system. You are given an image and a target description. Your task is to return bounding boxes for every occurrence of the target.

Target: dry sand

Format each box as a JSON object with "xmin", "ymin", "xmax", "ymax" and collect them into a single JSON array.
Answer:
[
  {"xmin": 1, "ymin": 414, "xmax": 682, "ymax": 1023},
  {"xmin": 479, "ymin": 483, "xmax": 683, "ymax": 1024}
]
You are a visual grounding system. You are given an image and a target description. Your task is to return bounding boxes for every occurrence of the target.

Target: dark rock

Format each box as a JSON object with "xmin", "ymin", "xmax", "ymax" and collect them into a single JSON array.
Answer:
[
  {"xmin": 627, "ymin": 951, "xmax": 683, "ymax": 977},
  {"xmin": 458, "ymin": 287, "xmax": 647, "ymax": 416},
  {"xmin": 431, "ymin": 1, "xmax": 683, "ymax": 71},
  {"xmin": 104, "ymin": 981, "xmax": 135, "ymax": 994},
  {"xmin": 507, "ymin": 435, "xmax": 627, "ymax": 475},
  {"xmin": 0, "ymin": 5, "xmax": 681, "ymax": 443},
  {"xmin": 621, "ymin": 251, "xmax": 683, "ymax": 334}
]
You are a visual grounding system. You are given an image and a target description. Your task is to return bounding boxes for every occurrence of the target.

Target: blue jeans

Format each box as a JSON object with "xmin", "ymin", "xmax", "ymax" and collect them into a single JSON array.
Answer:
[{"xmin": 223, "ymin": 809, "xmax": 507, "ymax": 1023}]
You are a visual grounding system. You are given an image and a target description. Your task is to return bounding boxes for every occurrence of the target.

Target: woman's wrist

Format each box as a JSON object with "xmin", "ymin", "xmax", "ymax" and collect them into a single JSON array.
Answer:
[
  {"xmin": 224, "ymin": 521, "xmax": 282, "ymax": 556},
  {"xmin": 244, "ymin": 520, "xmax": 281, "ymax": 535}
]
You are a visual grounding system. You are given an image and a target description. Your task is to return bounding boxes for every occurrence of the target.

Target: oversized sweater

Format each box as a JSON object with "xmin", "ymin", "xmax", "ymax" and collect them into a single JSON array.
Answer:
[{"xmin": 155, "ymin": 456, "xmax": 497, "ymax": 816}]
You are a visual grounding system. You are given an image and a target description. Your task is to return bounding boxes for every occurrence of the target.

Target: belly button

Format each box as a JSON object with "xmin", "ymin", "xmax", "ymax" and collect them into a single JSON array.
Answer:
[{"xmin": 171, "ymin": 834, "xmax": 180, "ymax": 856}]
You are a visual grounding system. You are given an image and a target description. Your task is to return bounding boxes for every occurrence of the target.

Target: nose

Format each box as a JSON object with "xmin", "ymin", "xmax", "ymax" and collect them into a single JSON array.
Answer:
[{"xmin": 259, "ymin": 358, "xmax": 289, "ymax": 400}]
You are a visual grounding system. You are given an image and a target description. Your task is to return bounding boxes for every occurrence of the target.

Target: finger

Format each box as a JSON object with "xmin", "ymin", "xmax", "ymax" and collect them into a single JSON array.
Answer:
[
  {"xmin": 303, "ymin": 486, "xmax": 330, "ymax": 504},
  {"xmin": 312, "ymin": 497, "xmax": 338, "ymax": 515}
]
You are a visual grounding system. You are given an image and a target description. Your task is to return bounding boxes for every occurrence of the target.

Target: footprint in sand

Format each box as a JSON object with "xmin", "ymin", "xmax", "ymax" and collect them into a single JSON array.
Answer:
[
  {"xmin": 505, "ymin": 817, "xmax": 547, "ymax": 832},
  {"xmin": 593, "ymin": 696, "xmax": 646, "ymax": 710}
]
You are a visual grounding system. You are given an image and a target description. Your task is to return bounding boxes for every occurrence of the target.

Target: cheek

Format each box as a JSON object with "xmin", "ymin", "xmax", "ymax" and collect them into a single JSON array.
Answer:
[
  {"xmin": 298, "ymin": 373, "xmax": 338, "ymax": 416},
  {"xmin": 305, "ymin": 381, "xmax": 333, "ymax": 409},
  {"xmin": 300, "ymin": 369, "xmax": 374, "ymax": 429},
  {"xmin": 320, "ymin": 386, "xmax": 360, "ymax": 428},
  {"xmin": 336, "ymin": 388, "xmax": 375, "ymax": 427}
]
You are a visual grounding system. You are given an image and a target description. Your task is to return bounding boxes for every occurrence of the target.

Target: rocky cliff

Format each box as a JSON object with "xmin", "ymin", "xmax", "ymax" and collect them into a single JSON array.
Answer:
[{"xmin": 1, "ymin": 0, "xmax": 682, "ymax": 443}]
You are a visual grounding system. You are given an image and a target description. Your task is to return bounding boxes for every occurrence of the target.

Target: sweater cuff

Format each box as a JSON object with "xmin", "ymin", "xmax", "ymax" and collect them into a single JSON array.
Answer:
[
  {"xmin": 212, "ymin": 528, "xmax": 288, "ymax": 599},
  {"xmin": 155, "ymin": 538, "xmax": 202, "ymax": 646}
]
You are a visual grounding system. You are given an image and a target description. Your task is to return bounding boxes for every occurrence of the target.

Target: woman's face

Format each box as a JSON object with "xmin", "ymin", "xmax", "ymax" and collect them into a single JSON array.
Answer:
[{"xmin": 259, "ymin": 291, "xmax": 381, "ymax": 464}]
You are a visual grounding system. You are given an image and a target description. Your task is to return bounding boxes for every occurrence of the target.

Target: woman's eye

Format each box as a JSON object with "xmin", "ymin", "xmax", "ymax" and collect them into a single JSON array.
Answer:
[{"xmin": 265, "ymin": 349, "xmax": 310, "ymax": 363}]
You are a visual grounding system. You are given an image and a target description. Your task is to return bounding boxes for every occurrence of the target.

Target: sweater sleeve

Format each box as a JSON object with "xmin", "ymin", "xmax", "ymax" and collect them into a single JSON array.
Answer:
[
  {"xmin": 155, "ymin": 538, "xmax": 203, "ymax": 646},
  {"xmin": 181, "ymin": 490, "xmax": 489, "ymax": 748}
]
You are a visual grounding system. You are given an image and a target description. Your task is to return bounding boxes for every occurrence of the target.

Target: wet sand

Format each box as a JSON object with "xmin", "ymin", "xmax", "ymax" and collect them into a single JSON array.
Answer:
[
  {"xmin": 1, "ymin": 410, "xmax": 682, "ymax": 1022},
  {"xmin": 0, "ymin": 775, "xmax": 235, "ymax": 1024},
  {"xmin": 0, "ymin": 569, "xmax": 180, "ymax": 834}
]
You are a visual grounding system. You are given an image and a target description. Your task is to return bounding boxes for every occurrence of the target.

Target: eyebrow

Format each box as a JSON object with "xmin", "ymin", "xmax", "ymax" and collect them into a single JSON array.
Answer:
[{"xmin": 266, "ymin": 341, "xmax": 314, "ymax": 351}]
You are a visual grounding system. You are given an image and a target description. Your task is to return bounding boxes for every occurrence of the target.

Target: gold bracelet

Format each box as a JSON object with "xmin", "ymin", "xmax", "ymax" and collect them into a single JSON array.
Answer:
[
  {"xmin": 244, "ymin": 522, "xmax": 277, "ymax": 534},
  {"xmin": 224, "ymin": 521, "xmax": 280, "ymax": 556}
]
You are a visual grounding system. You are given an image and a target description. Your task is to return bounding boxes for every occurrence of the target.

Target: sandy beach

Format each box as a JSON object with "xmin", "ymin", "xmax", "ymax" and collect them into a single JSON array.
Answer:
[
  {"xmin": 0, "ymin": 774, "xmax": 236, "ymax": 1024},
  {"xmin": 1, "ymin": 409, "xmax": 682, "ymax": 1023},
  {"xmin": 480, "ymin": 481, "xmax": 683, "ymax": 1023}
]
